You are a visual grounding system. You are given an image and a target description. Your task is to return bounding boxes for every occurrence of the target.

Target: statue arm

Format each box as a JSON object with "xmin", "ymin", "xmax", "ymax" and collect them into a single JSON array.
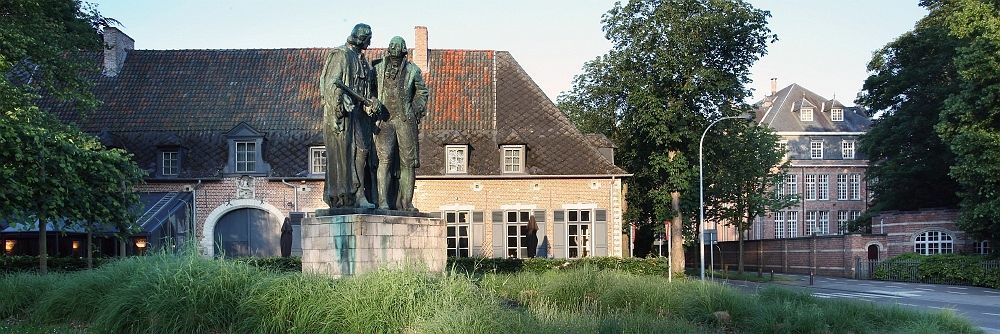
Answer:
[
  {"xmin": 411, "ymin": 67, "xmax": 429, "ymax": 120},
  {"xmin": 320, "ymin": 50, "xmax": 348, "ymax": 116}
]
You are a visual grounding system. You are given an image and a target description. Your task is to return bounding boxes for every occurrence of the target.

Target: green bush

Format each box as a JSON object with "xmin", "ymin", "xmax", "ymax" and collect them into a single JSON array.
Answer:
[
  {"xmin": 447, "ymin": 256, "xmax": 670, "ymax": 276},
  {"xmin": 0, "ymin": 256, "xmax": 113, "ymax": 273},
  {"xmin": 232, "ymin": 256, "xmax": 302, "ymax": 272},
  {"xmin": 874, "ymin": 253, "xmax": 1000, "ymax": 289}
]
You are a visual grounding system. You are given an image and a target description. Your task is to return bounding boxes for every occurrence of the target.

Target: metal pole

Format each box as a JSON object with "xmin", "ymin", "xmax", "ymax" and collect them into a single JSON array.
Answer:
[
  {"xmin": 700, "ymin": 114, "xmax": 751, "ymax": 281},
  {"xmin": 667, "ymin": 226, "xmax": 672, "ymax": 283}
]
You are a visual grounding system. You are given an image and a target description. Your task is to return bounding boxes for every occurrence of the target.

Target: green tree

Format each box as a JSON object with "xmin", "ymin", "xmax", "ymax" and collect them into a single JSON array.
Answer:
[
  {"xmin": 1, "ymin": 0, "xmax": 143, "ymax": 274},
  {"xmin": 935, "ymin": 0, "xmax": 1000, "ymax": 245},
  {"xmin": 702, "ymin": 122, "xmax": 794, "ymax": 273},
  {"xmin": 559, "ymin": 0, "xmax": 774, "ymax": 273},
  {"xmin": 857, "ymin": 10, "xmax": 962, "ymax": 215}
]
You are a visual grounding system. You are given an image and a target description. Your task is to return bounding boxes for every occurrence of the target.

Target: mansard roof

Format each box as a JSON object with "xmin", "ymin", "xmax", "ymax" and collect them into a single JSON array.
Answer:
[
  {"xmin": 754, "ymin": 83, "xmax": 870, "ymax": 133},
  {"xmin": 47, "ymin": 48, "xmax": 625, "ymax": 178}
]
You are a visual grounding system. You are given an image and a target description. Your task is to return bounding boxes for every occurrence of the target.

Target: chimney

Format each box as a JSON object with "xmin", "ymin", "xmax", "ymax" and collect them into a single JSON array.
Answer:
[
  {"xmin": 102, "ymin": 27, "xmax": 134, "ymax": 77},
  {"xmin": 413, "ymin": 26, "xmax": 429, "ymax": 74},
  {"xmin": 770, "ymin": 77, "xmax": 777, "ymax": 96}
]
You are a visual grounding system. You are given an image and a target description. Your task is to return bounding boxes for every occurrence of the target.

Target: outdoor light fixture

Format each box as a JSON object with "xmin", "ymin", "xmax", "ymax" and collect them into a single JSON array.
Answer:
[
  {"xmin": 72, "ymin": 240, "xmax": 80, "ymax": 250},
  {"xmin": 135, "ymin": 237, "xmax": 148, "ymax": 249},
  {"xmin": 4, "ymin": 240, "xmax": 14, "ymax": 253},
  {"xmin": 698, "ymin": 113, "xmax": 754, "ymax": 280}
]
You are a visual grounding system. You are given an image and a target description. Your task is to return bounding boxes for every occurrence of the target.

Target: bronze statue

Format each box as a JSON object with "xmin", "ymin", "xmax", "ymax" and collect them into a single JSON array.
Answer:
[
  {"xmin": 372, "ymin": 36, "xmax": 429, "ymax": 211},
  {"xmin": 319, "ymin": 23, "xmax": 378, "ymax": 209}
]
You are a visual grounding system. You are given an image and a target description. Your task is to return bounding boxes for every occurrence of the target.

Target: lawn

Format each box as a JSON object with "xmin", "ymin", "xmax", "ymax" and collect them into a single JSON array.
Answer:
[{"xmin": 0, "ymin": 254, "xmax": 980, "ymax": 333}]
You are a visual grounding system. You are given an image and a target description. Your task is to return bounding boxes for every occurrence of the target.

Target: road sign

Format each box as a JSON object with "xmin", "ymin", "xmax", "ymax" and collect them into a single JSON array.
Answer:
[{"xmin": 704, "ymin": 229, "xmax": 717, "ymax": 245}]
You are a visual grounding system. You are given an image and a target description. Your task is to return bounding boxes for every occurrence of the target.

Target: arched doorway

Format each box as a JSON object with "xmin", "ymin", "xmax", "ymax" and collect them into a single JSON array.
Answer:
[
  {"xmin": 867, "ymin": 244, "xmax": 880, "ymax": 261},
  {"xmin": 213, "ymin": 208, "xmax": 281, "ymax": 257}
]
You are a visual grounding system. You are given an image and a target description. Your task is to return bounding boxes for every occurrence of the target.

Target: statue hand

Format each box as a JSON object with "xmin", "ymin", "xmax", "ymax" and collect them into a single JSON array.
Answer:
[{"xmin": 368, "ymin": 99, "xmax": 384, "ymax": 117}]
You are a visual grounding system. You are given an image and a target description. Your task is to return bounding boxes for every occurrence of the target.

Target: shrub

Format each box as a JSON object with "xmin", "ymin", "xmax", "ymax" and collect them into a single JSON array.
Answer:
[
  {"xmin": 232, "ymin": 256, "xmax": 302, "ymax": 272},
  {"xmin": 0, "ymin": 256, "xmax": 113, "ymax": 274},
  {"xmin": 447, "ymin": 256, "xmax": 670, "ymax": 276},
  {"xmin": 874, "ymin": 253, "xmax": 1000, "ymax": 289}
]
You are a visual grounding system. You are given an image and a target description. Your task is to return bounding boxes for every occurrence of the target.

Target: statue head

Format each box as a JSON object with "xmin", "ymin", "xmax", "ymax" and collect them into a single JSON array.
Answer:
[
  {"xmin": 347, "ymin": 23, "xmax": 372, "ymax": 50},
  {"xmin": 387, "ymin": 36, "xmax": 407, "ymax": 59}
]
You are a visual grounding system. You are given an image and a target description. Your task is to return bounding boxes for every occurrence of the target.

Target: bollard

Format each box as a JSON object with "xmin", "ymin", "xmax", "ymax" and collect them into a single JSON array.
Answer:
[
  {"xmin": 770, "ymin": 270, "xmax": 774, "ymax": 281},
  {"xmin": 757, "ymin": 267, "xmax": 763, "ymax": 278},
  {"xmin": 809, "ymin": 270, "xmax": 815, "ymax": 285}
]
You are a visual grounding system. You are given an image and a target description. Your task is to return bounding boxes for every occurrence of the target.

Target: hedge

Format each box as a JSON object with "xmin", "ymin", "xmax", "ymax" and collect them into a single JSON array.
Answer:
[
  {"xmin": 1, "ymin": 256, "xmax": 303, "ymax": 274},
  {"xmin": 446, "ymin": 256, "xmax": 671, "ymax": 276},
  {"xmin": 873, "ymin": 253, "xmax": 1000, "ymax": 289}
]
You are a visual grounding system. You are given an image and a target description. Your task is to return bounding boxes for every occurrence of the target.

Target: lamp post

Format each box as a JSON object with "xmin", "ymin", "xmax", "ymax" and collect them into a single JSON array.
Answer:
[{"xmin": 699, "ymin": 113, "xmax": 753, "ymax": 280}]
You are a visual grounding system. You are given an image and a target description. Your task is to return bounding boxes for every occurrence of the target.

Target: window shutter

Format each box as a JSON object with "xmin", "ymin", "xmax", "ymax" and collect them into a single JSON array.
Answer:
[
  {"xmin": 594, "ymin": 209, "xmax": 608, "ymax": 256},
  {"xmin": 471, "ymin": 211, "xmax": 484, "ymax": 257},
  {"xmin": 491, "ymin": 211, "xmax": 505, "ymax": 258},
  {"xmin": 533, "ymin": 210, "xmax": 548, "ymax": 258},
  {"xmin": 552, "ymin": 210, "xmax": 565, "ymax": 258}
]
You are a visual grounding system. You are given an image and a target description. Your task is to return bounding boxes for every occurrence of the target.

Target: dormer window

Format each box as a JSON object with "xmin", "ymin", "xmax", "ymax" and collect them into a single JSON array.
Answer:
[
  {"xmin": 810, "ymin": 140, "xmax": 824, "ymax": 159},
  {"xmin": 310, "ymin": 146, "xmax": 327, "ymax": 174},
  {"xmin": 501, "ymin": 145, "xmax": 525, "ymax": 173},
  {"xmin": 842, "ymin": 140, "xmax": 855, "ymax": 159},
  {"xmin": 161, "ymin": 151, "xmax": 179, "ymax": 176},
  {"xmin": 831, "ymin": 108, "xmax": 844, "ymax": 121},
  {"xmin": 446, "ymin": 145, "xmax": 468, "ymax": 174},
  {"xmin": 224, "ymin": 122, "xmax": 271, "ymax": 176},
  {"xmin": 800, "ymin": 107, "xmax": 814, "ymax": 122},
  {"xmin": 235, "ymin": 141, "xmax": 256, "ymax": 173}
]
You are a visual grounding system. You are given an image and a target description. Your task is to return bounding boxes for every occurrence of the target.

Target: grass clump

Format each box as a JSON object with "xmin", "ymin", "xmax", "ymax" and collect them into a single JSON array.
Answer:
[{"xmin": 0, "ymin": 253, "xmax": 981, "ymax": 333}]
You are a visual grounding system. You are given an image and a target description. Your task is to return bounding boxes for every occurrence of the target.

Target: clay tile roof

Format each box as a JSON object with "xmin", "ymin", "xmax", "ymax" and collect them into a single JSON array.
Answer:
[{"xmin": 48, "ymin": 47, "xmax": 626, "ymax": 178}]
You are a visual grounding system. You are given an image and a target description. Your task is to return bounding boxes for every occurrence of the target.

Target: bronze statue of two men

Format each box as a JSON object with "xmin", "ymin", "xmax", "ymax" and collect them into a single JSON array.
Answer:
[{"xmin": 319, "ymin": 23, "xmax": 429, "ymax": 212}]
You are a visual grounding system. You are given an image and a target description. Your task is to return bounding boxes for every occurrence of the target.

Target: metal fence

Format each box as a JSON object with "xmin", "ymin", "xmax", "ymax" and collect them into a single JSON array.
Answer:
[{"xmin": 855, "ymin": 258, "xmax": 1000, "ymax": 283}]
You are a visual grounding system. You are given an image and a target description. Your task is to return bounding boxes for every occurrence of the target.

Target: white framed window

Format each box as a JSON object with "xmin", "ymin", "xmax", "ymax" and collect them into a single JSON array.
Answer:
[
  {"xmin": 800, "ymin": 107, "xmax": 814, "ymax": 121},
  {"xmin": 773, "ymin": 212, "xmax": 785, "ymax": 239},
  {"xmin": 805, "ymin": 174, "xmax": 818, "ymax": 201},
  {"xmin": 501, "ymin": 145, "xmax": 525, "ymax": 174},
  {"xmin": 505, "ymin": 210, "xmax": 532, "ymax": 258},
  {"xmin": 974, "ymin": 240, "xmax": 991, "ymax": 255},
  {"xmin": 566, "ymin": 209, "xmax": 594, "ymax": 258},
  {"xmin": 810, "ymin": 140, "xmax": 824, "ymax": 159},
  {"xmin": 805, "ymin": 211, "xmax": 818, "ymax": 235},
  {"xmin": 785, "ymin": 174, "xmax": 798, "ymax": 196},
  {"xmin": 842, "ymin": 140, "xmax": 855, "ymax": 159},
  {"xmin": 310, "ymin": 147, "xmax": 326, "ymax": 174},
  {"xmin": 914, "ymin": 230, "xmax": 954, "ymax": 255},
  {"xmin": 753, "ymin": 216, "xmax": 763, "ymax": 240},
  {"xmin": 786, "ymin": 211, "xmax": 798, "ymax": 238},
  {"xmin": 851, "ymin": 210, "xmax": 862, "ymax": 222},
  {"xmin": 777, "ymin": 140, "xmax": 789, "ymax": 159},
  {"xmin": 837, "ymin": 211, "xmax": 850, "ymax": 235},
  {"xmin": 445, "ymin": 210, "xmax": 471, "ymax": 257},
  {"xmin": 818, "ymin": 211, "xmax": 829, "ymax": 235},
  {"xmin": 850, "ymin": 174, "xmax": 862, "ymax": 200},
  {"xmin": 162, "ymin": 151, "xmax": 179, "ymax": 176},
  {"xmin": 235, "ymin": 141, "xmax": 256, "ymax": 173},
  {"xmin": 446, "ymin": 145, "xmax": 468, "ymax": 174},
  {"xmin": 818, "ymin": 174, "xmax": 829, "ymax": 200},
  {"xmin": 831, "ymin": 108, "xmax": 844, "ymax": 121},
  {"xmin": 837, "ymin": 174, "xmax": 849, "ymax": 200}
]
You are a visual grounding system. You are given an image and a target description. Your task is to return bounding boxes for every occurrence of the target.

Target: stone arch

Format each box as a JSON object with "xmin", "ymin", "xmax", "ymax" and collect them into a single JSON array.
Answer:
[
  {"xmin": 200, "ymin": 199, "xmax": 285, "ymax": 257},
  {"xmin": 863, "ymin": 241, "xmax": 884, "ymax": 261}
]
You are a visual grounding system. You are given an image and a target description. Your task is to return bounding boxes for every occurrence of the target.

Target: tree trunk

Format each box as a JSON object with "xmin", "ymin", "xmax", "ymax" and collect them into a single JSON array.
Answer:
[
  {"xmin": 738, "ymin": 225, "xmax": 745, "ymax": 274},
  {"xmin": 669, "ymin": 191, "xmax": 684, "ymax": 276},
  {"xmin": 38, "ymin": 213, "xmax": 47, "ymax": 275},
  {"xmin": 87, "ymin": 231, "xmax": 93, "ymax": 269}
]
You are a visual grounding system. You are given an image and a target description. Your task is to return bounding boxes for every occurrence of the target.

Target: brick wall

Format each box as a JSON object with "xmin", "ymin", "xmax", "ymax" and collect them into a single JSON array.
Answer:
[
  {"xmin": 872, "ymin": 209, "xmax": 976, "ymax": 256},
  {"xmin": 138, "ymin": 176, "xmax": 626, "ymax": 258},
  {"xmin": 692, "ymin": 234, "xmax": 887, "ymax": 278}
]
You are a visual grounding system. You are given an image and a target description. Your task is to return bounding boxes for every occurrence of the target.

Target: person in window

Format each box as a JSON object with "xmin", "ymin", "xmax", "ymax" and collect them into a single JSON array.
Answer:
[{"xmin": 526, "ymin": 216, "xmax": 539, "ymax": 258}]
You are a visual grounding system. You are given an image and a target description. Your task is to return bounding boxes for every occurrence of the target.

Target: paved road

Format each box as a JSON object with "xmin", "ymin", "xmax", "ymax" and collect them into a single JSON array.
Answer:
[{"xmin": 718, "ymin": 274, "xmax": 1000, "ymax": 334}]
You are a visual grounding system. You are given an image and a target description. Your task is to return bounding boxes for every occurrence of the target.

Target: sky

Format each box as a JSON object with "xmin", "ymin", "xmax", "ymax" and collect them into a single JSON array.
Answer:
[{"xmin": 89, "ymin": 0, "xmax": 928, "ymax": 107}]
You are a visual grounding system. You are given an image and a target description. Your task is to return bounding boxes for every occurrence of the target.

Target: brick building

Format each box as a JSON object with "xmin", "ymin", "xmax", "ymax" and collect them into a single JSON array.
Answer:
[
  {"xmin": 715, "ymin": 81, "xmax": 872, "ymax": 242},
  {"xmin": 3, "ymin": 27, "xmax": 630, "ymax": 259}
]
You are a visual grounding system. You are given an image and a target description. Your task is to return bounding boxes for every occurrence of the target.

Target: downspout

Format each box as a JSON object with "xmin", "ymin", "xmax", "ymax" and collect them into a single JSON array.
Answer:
[
  {"xmin": 190, "ymin": 180, "xmax": 202, "ymax": 251},
  {"xmin": 281, "ymin": 179, "xmax": 298, "ymax": 211}
]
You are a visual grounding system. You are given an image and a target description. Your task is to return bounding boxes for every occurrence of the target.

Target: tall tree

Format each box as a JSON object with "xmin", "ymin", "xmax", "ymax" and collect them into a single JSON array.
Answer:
[
  {"xmin": 935, "ymin": 0, "xmax": 1000, "ymax": 245},
  {"xmin": 702, "ymin": 122, "xmax": 794, "ymax": 273},
  {"xmin": 1, "ymin": 0, "xmax": 142, "ymax": 273},
  {"xmin": 856, "ymin": 7, "xmax": 962, "ymax": 215},
  {"xmin": 559, "ymin": 0, "xmax": 774, "ymax": 273}
]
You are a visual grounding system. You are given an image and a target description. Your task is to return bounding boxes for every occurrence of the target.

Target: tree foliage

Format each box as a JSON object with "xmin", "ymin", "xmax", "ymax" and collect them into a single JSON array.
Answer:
[
  {"xmin": 859, "ymin": 0, "xmax": 999, "ymax": 244},
  {"xmin": 702, "ymin": 122, "xmax": 795, "ymax": 272},
  {"xmin": 934, "ymin": 0, "xmax": 1000, "ymax": 244},
  {"xmin": 558, "ymin": 0, "xmax": 774, "ymax": 266},
  {"xmin": 0, "ymin": 0, "xmax": 143, "ymax": 273}
]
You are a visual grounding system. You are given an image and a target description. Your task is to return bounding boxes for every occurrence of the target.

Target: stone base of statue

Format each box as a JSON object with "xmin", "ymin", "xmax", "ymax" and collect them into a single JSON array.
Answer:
[{"xmin": 301, "ymin": 210, "xmax": 445, "ymax": 278}]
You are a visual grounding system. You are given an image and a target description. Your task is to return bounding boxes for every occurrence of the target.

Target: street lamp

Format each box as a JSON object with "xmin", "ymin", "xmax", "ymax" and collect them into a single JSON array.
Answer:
[{"xmin": 699, "ymin": 113, "xmax": 753, "ymax": 280}]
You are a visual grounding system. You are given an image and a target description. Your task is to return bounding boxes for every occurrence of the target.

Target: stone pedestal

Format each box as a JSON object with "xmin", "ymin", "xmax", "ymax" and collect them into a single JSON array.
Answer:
[{"xmin": 301, "ymin": 213, "xmax": 445, "ymax": 278}]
